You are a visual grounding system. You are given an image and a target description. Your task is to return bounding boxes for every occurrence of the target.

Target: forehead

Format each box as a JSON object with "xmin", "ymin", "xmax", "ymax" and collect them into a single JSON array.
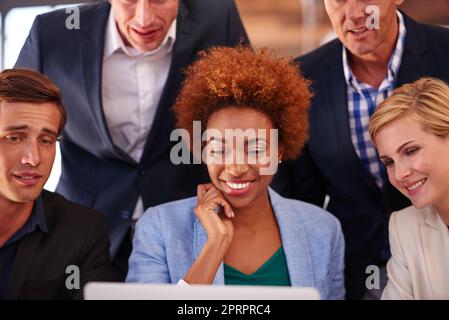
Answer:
[
  {"xmin": 376, "ymin": 116, "xmax": 427, "ymax": 151},
  {"xmin": 0, "ymin": 101, "xmax": 60, "ymax": 131},
  {"xmin": 325, "ymin": 0, "xmax": 395, "ymax": 5},
  {"xmin": 206, "ymin": 107, "xmax": 274, "ymax": 131},
  {"xmin": 111, "ymin": 0, "xmax": 180, "ymax": 10}
]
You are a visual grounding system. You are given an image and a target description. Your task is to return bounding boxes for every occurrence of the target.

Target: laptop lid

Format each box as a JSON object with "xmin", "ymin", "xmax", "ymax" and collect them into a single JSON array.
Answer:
[{"xmin": 84, "ymin": 282, "xmax": 320, "ymax": 300}]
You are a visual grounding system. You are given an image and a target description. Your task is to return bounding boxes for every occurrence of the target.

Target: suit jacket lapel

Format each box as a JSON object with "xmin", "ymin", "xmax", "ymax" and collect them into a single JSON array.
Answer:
[
  {"xmin": 269, "ymin": 189, "xmax": 315, "ymax": 287},
  {"xmin": 324, "ymin": 45, "xmax": 379, "ymax": 193},
  {"xmin": 5, "ymin": 231, "xmax": 43, "ymax": 300},
  {"xmin": 141, "ymin": 2, "xmax": 196, "ymax": 165},
  {"xmin": 193, "ymin": 218, "xmax": 225, "ymax": 284},
  {"xmin": 397, "ymin": 14, "xmax": 429, "ymax": 86},
  {"xmin": 419, "ymin": 207, "xmax": 449, "ymax": 299},
  {"xmin": 78, "ymin": 2, "xmax": 120, "ymax": 158}
]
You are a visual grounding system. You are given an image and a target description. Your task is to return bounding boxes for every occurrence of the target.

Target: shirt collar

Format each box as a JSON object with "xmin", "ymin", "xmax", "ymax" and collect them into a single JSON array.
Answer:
[
  {"xmin": 3, "ymin": 195, "xmax": 48, "ymax": 247},
  {"xmin": 342, "ymin": 10, "xmax": 407, "ymax": 92},
  {"xmin": 425, "ymin": 206, "xmax": 449, "ymax": 231},
  {"xmin": 103, "ymin": 8, "xmax": 177, "ymax": 59},
  {"xmin": 33, "ymin": 195, "xmax": 48, "ymax": 233}
]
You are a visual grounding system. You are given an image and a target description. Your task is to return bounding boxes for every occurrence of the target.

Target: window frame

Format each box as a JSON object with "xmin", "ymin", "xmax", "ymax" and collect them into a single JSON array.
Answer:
[{"xmin": 0, "ymin": 0, "xmax": 92, "ymax": 69}]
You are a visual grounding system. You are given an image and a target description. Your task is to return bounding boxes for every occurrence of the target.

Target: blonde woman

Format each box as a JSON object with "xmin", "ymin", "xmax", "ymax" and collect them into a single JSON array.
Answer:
[{"xmin": 369, "ymin": 77, "xmax": 449, "ymax": 299}]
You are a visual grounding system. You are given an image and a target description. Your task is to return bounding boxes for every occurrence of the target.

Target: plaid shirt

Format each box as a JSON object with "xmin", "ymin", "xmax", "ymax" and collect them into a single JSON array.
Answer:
[{"xmin": 343, "ymin": 11, "xmax": 406, "ymax": 189}]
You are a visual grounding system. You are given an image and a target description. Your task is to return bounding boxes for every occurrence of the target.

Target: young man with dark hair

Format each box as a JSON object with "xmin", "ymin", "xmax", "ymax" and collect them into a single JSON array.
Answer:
[{"xmin": 0, "ymin": 69, "xmax": 117, "ymax": 300}]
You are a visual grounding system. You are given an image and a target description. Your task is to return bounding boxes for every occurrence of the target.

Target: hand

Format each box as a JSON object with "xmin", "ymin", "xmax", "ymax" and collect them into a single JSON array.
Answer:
[
  {"xmin": 183, "ymin": 184, "xmax": 235, "ymax": 284},
  {"xmin": 194, "ymin": 183, "xmax": 235, "ymax": 245}
]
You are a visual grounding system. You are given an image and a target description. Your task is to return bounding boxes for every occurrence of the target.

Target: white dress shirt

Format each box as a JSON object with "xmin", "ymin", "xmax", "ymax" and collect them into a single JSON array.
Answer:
[{"xmin": 102, "ymin": 10, "xmax": 177, "ymax": 220}]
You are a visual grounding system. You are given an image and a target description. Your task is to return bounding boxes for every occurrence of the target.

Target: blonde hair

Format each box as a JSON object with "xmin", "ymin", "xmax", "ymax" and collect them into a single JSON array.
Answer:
[{"xmin": 369, "ymin": 77, "xmax": 449, "ymax": 146}]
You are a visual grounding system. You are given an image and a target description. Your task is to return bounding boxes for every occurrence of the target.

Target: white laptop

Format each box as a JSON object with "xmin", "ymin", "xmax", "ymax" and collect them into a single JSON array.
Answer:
[{"xmin": 84, "ymin": 282, "xmax": 320, "ymax": 300}]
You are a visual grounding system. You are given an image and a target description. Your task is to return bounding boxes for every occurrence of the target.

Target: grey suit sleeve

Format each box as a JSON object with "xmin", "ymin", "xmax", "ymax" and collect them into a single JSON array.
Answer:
[{"xmin": 15, "ymin": 15, "xmax": 42, "ymax": 70}]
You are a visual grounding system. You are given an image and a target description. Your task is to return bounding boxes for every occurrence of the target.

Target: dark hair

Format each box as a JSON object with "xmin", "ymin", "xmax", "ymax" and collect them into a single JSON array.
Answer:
[
  {"xmin": 0, "ymin": 68, "xmax": 67, "ymax": 133},
  {"xmin": 173, "ymin": 46, "xmax": 312, "ymax": 160}
]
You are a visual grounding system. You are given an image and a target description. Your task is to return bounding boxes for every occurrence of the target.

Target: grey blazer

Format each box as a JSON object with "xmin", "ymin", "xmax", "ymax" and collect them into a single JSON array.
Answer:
[{"xmin": 126, "ymin": 189, "xmax": 345, "ymax": 300}]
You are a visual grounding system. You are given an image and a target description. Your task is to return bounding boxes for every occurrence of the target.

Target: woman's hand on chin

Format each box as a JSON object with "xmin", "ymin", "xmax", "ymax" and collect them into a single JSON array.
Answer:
[
  {"xmin": 183, "ymin": 184, "xmax": 235, "ymax": 285},
  {"xmin": 195, "ymin": 183, "xmax": 235, "ymax": 246}
]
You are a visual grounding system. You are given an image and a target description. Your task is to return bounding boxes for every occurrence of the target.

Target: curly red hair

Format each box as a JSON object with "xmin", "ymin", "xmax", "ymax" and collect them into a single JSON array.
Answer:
[{"xmin": 173, "ymin": 46, "xmax": 312, "ymax": 160}]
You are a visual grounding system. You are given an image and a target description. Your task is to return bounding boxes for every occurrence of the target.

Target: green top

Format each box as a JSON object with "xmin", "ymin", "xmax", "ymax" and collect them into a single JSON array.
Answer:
[{"xmin": 223, "ymin": 246, "xmax": 291, "ymax": 286}]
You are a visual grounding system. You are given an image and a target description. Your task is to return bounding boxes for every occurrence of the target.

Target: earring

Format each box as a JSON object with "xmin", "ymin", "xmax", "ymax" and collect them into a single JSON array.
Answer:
[{"xmin": 278, "ymin": 160, "xmax": 282, "ymax": 164}]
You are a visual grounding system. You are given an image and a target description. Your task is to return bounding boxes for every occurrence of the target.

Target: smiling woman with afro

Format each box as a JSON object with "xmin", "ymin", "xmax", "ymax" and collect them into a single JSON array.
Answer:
[{"xmin": 127, "ymin": 46, "xmax": 345, "ymax": 301}]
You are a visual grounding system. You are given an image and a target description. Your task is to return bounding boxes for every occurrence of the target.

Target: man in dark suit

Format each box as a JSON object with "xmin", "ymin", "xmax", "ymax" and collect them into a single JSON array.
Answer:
[
  {"xmin": 15, "ymin": 0, "xmax": 249, "ymax": 278},
  {"xmin": 0, "ymin": 69, "xmax": 116, "ymax": 300},
  {"xmin": 273, "ymin": 0, "xmax": 449, "ymax": 299}
]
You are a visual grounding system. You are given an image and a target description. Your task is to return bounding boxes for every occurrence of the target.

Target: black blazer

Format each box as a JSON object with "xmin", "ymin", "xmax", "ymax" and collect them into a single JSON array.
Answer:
[
  {"xmin": 4, "ymin": 191, "xmax": 117, "ymax": 300},
  {"xmin": 15, "ymin": 0, "xmax": 249, "ymax": 256},
  {"xmin": 272, "ymin": 14, "xmax": 449, "ymax": 299}
]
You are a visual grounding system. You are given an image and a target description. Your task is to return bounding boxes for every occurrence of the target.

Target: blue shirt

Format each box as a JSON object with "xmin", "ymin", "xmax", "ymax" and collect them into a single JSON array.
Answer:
[{"xmin": 0, "ymin": 196, "xmax": 48, "ymax": 299}]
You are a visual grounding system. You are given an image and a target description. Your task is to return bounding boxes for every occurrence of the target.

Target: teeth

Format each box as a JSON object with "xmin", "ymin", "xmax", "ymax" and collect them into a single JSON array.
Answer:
[
  {"xmin": 226, "ymin": 182, "xmax": 251, "ymax": 190},
  {"xmin": 18, "ymin": 176, "xmax": 37, "ymax": 180},
  {"xmin": 406, "ymin": 179, "xmax": 426, "ymax": 191},
  {"xmin": 353, "ymin": 27, "xmax": 365, "ymax": 33}
]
